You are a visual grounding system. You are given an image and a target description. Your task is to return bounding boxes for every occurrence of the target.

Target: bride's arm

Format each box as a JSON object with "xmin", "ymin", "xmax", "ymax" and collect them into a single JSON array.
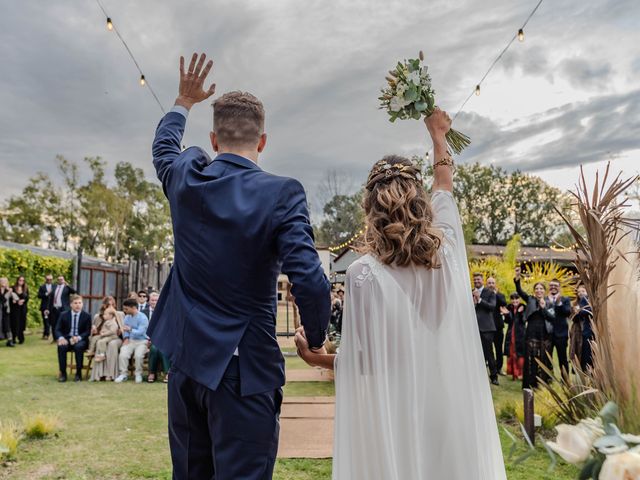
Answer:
[
  {"xmin": 425, "ymin": 108, "xmax": 453, "ymax": 192},
  {"xmin": 295, "ymin": 330, "xmax": 336, "ymax": 370}
]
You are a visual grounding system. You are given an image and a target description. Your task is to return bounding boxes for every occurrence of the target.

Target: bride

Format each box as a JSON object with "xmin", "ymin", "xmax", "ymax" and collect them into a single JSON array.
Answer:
[{"xmin": 295, "ymin": 108, "xmax": 507, "ymax": 479}]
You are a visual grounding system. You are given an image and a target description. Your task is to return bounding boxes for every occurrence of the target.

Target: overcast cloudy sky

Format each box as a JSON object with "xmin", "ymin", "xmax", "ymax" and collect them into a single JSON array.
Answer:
[{"xmin": 0, "ymin": 0, "xmax": 638, "ymax": 215}]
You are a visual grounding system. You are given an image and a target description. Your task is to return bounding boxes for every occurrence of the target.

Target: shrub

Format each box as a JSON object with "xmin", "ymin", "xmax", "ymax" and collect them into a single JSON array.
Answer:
[
  {"xmin": 0, "ymin": 421, "xmax": 21, "ymax": 460},
  {"xmin": 22, "ymin": 413, "xmax": 60, "ymax": 439}
]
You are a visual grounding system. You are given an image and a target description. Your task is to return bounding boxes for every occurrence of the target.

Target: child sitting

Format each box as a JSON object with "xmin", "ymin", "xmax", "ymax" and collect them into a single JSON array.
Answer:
[{"xmin": 88, "ymin": 307, "xmax": 120, "ymax": 363}]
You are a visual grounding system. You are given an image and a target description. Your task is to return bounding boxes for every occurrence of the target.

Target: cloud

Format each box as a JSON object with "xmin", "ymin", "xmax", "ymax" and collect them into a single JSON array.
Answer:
[{"xmin": 0, "ymin": 0, "xmax": 637, "ymax": 215}]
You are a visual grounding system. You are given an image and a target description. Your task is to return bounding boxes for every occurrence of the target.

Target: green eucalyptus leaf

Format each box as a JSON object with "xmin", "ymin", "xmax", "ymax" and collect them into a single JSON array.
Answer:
[
  {"xmin": 579, "ymin": 458, "xmax": 597, "ymax": 480},
  {"xmin": 594, "ymin": 434, "xmax": 626, "ymax": 450},
  {"xmin": 415, "ymin": 101, "xmax": 428, "ymax": 112}
]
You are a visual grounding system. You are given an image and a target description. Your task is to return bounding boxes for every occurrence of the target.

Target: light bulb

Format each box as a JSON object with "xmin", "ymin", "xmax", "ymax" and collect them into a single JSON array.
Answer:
[
  {"xmin": 139, "ymin": 75, "xmax": 146, "ymax": 86},
  {"xmin": 475, "ymin": 84, "xmax": 481, "ymax": 96},
  {"xmin": 107, "ymin": 17, "xmax": 113, "ymax": 31},
  {"xmin": 518, "ymin": 28, "xmax": 524, "ymax": 42}
]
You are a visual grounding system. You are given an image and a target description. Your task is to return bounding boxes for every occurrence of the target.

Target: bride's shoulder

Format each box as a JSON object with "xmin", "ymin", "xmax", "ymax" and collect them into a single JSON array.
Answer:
[{"xmin": 346, "ymin": 254, "xmax": 384, "ymax": 288}]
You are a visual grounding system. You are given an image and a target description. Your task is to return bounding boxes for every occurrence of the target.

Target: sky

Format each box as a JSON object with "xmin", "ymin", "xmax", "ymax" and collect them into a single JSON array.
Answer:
[{"xmin": 0, "ymin": 0, "xmax": 638, "ymax": 217}]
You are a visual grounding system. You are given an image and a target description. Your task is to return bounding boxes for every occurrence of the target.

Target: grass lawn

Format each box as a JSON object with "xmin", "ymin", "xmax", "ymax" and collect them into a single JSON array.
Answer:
[{"xmin": 0, "ymin": 334, "xmax": 579, "ymax": 479}]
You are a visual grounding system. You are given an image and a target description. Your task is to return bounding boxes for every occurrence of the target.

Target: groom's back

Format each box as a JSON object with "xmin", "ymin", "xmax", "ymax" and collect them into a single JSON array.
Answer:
[{"xmin": 149, "ymin": 94, "xmax": 330, "ymax": 396}]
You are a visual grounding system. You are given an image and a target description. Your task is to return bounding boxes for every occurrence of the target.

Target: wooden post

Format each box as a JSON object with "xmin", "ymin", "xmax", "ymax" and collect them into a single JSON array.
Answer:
[{"xmin": 523, "ymin": 388, "xmax": 535, "ymax": 445}]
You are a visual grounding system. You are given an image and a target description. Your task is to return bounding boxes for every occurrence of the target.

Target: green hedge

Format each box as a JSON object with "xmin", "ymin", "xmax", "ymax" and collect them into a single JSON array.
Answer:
[{"xmin": 0, "ymin": 247, "xmax": 73, "ymax": 329}]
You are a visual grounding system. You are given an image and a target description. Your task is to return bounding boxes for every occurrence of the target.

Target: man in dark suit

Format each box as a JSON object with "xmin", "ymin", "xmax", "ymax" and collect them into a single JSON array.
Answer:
[
  {"xmin": 548, "ymin": 278, "xmax": 572, "ymax": 376},
  {"xmin": 487, "ymin": 277, "xmax": 507, "ymax": 376},
  {"xmin": 55, "ymin": 294, "xmax": 91, "ymax": 382},
  {"xmin": 49, "ymin": 275, "xmax": 76, "ymax": 342},
  {"xmin": 473, "ymin": 272, "xmax": 499, "ymax": 385},
  {"xmin": 37, "ymin": 274, "xmax": 54, "ymax": 339},
  {"xmin": 148, "ymin": 53, "xmax": 331, "ymax": 480}
]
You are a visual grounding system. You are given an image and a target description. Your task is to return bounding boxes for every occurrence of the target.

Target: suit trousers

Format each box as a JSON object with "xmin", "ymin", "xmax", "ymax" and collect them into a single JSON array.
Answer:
[
  {"xmin": 41, "ymin": 310, "xmax": 51, "ymax": 337},
  {"xmin": 118, "ymin": 339, "xmax": 148, "ymax": 376},
  {"xmin": 480, "ymin": 331, "xmax": 498, "ymax": 380},
  {"xmin": 493, "ymin": 327, "xmax": 504, "ymax": 372},
  {"xmin": 548, "ymin": 336, "xmax": 569, "ymax": 376},
  {"xmin": 168, "ymin": 357, "xmax": 281, "ymax": 480},
  {"xmin": 57, "ymin": 339, "xmax": 88, "ymax": 376}
]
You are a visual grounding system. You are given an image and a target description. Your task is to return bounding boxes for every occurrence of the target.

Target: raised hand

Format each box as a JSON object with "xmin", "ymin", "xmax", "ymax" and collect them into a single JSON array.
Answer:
[
  {"xmin": 514, "ymin": 266, "xmax": 521, "ymax": 280},
  {"xmin": 175, "ymin": 53, "xmax": 216, "ymax": 110},
  {"xmin": 425, "ymin": 107, "xmax": 451, "ymax": 140}
]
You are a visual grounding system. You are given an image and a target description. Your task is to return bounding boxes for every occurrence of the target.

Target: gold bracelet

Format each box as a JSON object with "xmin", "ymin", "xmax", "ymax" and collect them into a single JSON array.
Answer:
[{"xmin": 433, "ymin": 155, "xmax": 454, "ymax": 169}]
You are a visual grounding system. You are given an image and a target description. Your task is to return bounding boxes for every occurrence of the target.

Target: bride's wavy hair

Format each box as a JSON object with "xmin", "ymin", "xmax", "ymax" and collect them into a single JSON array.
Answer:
[{"xmin": 360, "ymin": 155, "xmax": 442, "ymax": 268}]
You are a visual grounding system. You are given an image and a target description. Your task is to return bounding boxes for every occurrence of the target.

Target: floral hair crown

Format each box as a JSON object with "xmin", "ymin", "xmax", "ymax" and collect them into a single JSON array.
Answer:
[{"xmin": 366, "ymin": 160, "xmax": 423, "ymax": 191}]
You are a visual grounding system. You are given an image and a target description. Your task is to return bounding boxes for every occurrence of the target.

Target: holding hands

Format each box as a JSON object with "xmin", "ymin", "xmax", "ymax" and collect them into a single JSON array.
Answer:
[{"xmin": 175, "ymin": 53, "xmax": 216, "ymax": 111}]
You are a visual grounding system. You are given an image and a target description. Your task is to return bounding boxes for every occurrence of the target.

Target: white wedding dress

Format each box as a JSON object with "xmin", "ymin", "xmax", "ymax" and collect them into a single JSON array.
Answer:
[{"xmin": 333, "ymin": 189, "xmax": 507, "ymax": 479}]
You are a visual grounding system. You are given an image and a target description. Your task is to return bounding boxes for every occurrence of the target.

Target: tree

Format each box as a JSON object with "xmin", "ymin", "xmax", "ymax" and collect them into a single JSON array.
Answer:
[
  {"xmin": 0, "ymin": 155, "xmax": 173, "ymax": 262},
  {"xmin": 316, "ymin": 191, "xmax": 364, "ymax": 247}
]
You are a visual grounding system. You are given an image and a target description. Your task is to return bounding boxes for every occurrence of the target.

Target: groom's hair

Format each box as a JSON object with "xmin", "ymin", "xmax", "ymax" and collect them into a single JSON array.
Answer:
[{"xmin": 213, "ymin": 91, "xmax": 265, "ymax": 148}]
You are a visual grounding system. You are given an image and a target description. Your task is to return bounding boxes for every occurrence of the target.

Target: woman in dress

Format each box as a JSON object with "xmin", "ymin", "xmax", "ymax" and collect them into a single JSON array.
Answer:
[
  {"xmin": 295, "ymin": 109, "xmax": 506, "ymax": 479},
  {"xmin": 89, "ymin": 296, "xmax": 125, "ymax": 381},
  {"xmin": 0, "ymin": 277, "xmax": 12, "ymax": 346},
  {"xmin": 10, "ymin": 276, "xmax": 29, "ymax": 344},
  {"xmin": 503, "ymin": 292, "xmax": 526, "ymax": 380},
  {"xmin": 514, "ymin": 268, "xmax": 554, "ymax": 389}
]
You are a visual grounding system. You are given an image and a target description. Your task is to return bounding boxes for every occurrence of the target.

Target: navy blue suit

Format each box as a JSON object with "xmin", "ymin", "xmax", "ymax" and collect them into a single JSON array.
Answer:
[
  {"xmin": 149, "ymin": 107, "xmax": 331, "ymax": 480},
  {"xmin": 548, "ymin": 295, "xmax": 572, "ymax": 375},
  {"xmin": 55, "ymin": 309, "xmax": 91, "ymax": 379}
]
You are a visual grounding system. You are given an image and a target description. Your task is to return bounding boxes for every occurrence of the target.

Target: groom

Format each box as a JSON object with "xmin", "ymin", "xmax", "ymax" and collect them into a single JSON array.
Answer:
[{"xmin": 148, "ymin": 53, "xmax": 331, "ymax": 479}]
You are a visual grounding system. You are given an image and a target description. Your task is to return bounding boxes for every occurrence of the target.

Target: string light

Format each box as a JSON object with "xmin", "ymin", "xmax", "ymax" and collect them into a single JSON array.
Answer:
[
  {"xmin": 453, "ymin": 0, "xmax": 544, "ymax": 120},
  {"xmin": 328, "ymin": 227, "xmax": 367, "ymax": 252},
  {"xmin": 94, "ymin": 0, "xmax": 166, "ymax": 114}
]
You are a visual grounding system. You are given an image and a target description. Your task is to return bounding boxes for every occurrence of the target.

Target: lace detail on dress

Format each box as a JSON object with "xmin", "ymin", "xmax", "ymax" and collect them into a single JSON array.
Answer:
[
  {"xmin": 352, "ymin": 255, "xmax": 384, "ymax": 288},
  {"xmin": 439, "ymin": 227, "xmax": 461, "ymax": 273}
]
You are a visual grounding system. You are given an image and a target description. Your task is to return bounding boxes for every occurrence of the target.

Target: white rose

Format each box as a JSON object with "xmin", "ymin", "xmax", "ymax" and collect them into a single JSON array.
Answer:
[
  {"xmin": 389, "ymin": 96, "xmax": 410, "ymax": 112},
  {"xmin": 621, "ymin": 433, "xmax": 640, "ymax": 444},
  {"xmin": 599, "ymin": 451, "xmax": 640, "ymax": 480},
  {"xmin": 407, "ymin": 70, "xmax": 421, "ymax": 85},
  {"xmin": 547, "ymin": 424, "xmax": 594, "ymax": 464}
]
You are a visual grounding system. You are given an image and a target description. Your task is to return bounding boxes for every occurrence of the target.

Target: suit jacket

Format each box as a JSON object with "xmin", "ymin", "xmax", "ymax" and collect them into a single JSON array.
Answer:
[
  {"xmin": 475, "ymin": 287, "xmax": 497, "ymax": 333},
  {"xmin": 37, "ymin": 284, "xmax": 54, "ymax": 312},
  {"xmin": 493, "ymin": 292, "xmax": 507, "ymax": 331},
  {"xmin": 549, "ymin": 295, "xmax": 572, "ymax": 339},
  {"xmin": 141, "ymin": 306, "xmax": 154, "ymax": 322},
  {"xmin": 55, "ymin": 310, "xmax": 91, "ymax": 342},
  {"xmin": 51, "ymin": 284, "xmax": 76, "ymax": 312},
  {"xmin": 148, "ymin": 110, "xmax": 331, "ymax": 396}
]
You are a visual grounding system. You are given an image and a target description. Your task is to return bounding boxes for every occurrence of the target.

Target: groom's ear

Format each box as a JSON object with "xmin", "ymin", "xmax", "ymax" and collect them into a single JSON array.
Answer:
[
  {"xmin": 257, "ymin": 133, "xmax": 267, "ymax": 153},
  {"xmin": 210, "ymin": 132, "xmax": 219, "ymax": 152}
]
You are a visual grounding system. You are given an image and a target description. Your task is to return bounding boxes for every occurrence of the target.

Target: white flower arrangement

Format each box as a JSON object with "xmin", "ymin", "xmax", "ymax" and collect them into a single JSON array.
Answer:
[
  {"xmin": 379, "ymin": 51, "xmax": 471, "ymax": 154},
  {"xmin": 546, "ymin": 402, "xmax": 640, "ymax": 479}
]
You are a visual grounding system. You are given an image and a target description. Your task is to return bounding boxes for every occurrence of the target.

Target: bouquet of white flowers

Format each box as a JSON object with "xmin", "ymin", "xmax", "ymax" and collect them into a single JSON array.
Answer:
[
  {"xmin": 546, "ymin": 402, "xmax": 640, "ymax": 479},
  {"xmin": 379, "ymin": 51, "xmax": 470, "ymax": 154}
]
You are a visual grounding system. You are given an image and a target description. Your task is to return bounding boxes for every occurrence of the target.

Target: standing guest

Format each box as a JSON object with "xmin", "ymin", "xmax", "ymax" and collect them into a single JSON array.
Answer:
[
  {"xmin": 1, "ymin": 278, "xmax": 12, "ymax": 345},
  {"xmin": 547, "ymin": 278, "xmax": 572, "ymax": 376},
  {"xmin": 514, "ymin": 267, "xmax": 554, "ymax": 389},
  {"xmin": 89, "ymin": 296, "xmax": 125, "ymax": 382},
  {"xmin": 503, "ymin": 293, "xmax": 526, "ymax": 381},
  {"xmin": 115, "ymin": 298, "xmax": 149, "ymax": 384},
  {"xmin": 487, "ymin": 277, "xmax": 507, "ymax": 376},
  {"xmin": 50, "ymin": 275, "xmax": 76, "ymax": 342},
  {"xmin": 37, "ymin": 274, "xmax": 55, "ymax": 340},
  {"xmin": 10, "ymin": 276, "xmax": 29, "ymax": 344},
  {"xmin": 472, "ymin": 272, "xmax": 499, "ymax": 385},
  {"xmin": 144, "ymin": 292, "xmax": 170, "ymax": 383},
  {"xmin": 137, "ymin": 290, "xmax": 148, "ymax": 312},
  {"xmin": 55, "ymin": 295, "xmax": 91, "ymax": 382},
  {"xmin": 575, "ymin": 285, "xmax": 594, "ymax": 371}
]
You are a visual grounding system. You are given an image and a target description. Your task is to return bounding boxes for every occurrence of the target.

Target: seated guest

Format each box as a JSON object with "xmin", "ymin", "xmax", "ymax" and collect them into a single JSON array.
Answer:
[
  {"xmin": 142, "ymin": 292, "xmax": 170, "ymax": 383},
  {"xmin": 137, "ymin": 290, "xmax": 148, "ymax": 312},
  {"xmin": 89, "ymin": 297, "xmax": 125, "ymax": 382},
  {"xmin": 55, "ymin": 294, "xmax": 91, "ymax": 382},
  {"xmin": 115, "ymin": 298, "xmax": 149, "ymax": 384},
  {"xmin": 88, "ymin": 307, "xmax": 120, "ymax": 364}
]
